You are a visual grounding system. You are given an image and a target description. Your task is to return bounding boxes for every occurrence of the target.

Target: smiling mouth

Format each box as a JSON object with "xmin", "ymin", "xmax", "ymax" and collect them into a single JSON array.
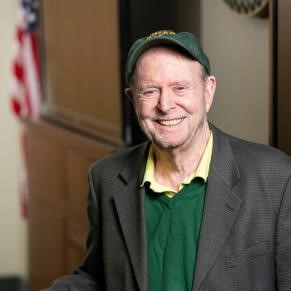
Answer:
[{"xmin": 157, "ymin": 117, "xmax": 185, "ymax": 126}]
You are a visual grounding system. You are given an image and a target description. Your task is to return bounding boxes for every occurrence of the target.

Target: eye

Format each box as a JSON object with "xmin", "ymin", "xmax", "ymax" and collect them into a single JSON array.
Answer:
[
  {"xmin": 140, "ymin": 88, "xmax": 160, "ymax": 98},
  {"xmin": 173, "ymin": 85, "xmax": 187, "ymax": 95}
]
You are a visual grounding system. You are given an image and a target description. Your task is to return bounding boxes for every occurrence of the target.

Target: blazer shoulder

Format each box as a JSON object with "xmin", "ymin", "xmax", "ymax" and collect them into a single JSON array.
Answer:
[
  {"xmin": 89, "ymin": 141, "xmax": 149, "ymax": 176},
  {"xmin": 227, "ymin": 133, "xmax": 291, "ymax": 172}
]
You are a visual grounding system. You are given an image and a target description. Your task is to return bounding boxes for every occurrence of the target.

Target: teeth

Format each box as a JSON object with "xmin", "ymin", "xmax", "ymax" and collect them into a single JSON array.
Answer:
[{"xmin": 158, "ymin": 118, "xmax": 184, "ymax": 126}]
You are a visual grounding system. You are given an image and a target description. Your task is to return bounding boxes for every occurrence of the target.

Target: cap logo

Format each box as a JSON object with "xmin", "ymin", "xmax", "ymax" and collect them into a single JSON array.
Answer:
[{"xmin": 146, "ymin": 30, "xmax": 176, "ymax": 40}]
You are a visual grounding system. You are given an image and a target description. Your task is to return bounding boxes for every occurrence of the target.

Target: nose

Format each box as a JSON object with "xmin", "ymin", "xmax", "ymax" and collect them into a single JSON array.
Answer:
[{"xmin": 157, "ymin": 88, "xmax": 174, "ymax": 113}]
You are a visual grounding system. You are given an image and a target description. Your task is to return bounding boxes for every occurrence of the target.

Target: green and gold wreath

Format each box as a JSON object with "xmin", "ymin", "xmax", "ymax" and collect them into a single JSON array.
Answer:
[{"xmin": 223, "ymin": 0, "xmax": 269, "ymax": 17}]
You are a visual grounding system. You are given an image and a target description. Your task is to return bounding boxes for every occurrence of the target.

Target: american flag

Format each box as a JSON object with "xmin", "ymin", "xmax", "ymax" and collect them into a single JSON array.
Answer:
[
  {"xmin": 11, "ymin": 0, "xmax": 41, "ymax": 120},
  {"xmin": 11, "ymin": 0, "xmax": 41, "ymax": 218}
]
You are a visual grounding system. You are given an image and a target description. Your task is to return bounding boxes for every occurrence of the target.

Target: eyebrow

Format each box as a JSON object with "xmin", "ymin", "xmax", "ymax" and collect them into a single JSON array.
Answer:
[{"xmin": 136, "ymin": 84, "xmax": 159, "ymax": 91}]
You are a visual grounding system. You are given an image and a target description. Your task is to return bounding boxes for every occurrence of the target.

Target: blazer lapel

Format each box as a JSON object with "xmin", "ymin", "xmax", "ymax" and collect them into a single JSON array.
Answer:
[
  {"xmin": 193, "ymin": 126, "xmax": 242, "ymax": 290},
  {"xmin": 112, "ymin": 143, "xmax": 149, "ymax": 291}
]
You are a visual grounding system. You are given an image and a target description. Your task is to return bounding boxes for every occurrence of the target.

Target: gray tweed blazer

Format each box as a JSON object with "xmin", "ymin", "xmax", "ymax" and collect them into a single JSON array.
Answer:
[{"xmin": 43, "ymin": 125, "xmax": 291, "ymax": 291}]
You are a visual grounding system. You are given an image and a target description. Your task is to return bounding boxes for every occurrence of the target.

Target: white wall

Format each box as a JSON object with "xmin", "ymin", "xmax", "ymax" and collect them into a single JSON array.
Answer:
[
  {"xmin": 201, "ymin": 0, "xmax": 270, "ymax": 144},
  {"xmin": 0, "ymin": 0, "xmax": 28, "ymax": 278}
]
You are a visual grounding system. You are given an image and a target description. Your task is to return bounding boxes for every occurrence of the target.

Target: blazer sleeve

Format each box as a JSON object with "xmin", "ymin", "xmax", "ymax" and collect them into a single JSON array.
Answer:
[
  {"xmin": 39, "ymin": 272, "xmax": 99, "ymax": 291},
  {"xmin": 275, "ymin": 174, "xmax": 291, "ymax": 289},
  {"xmin": 40, "ymin": 167, "xmax": 104, "ymax": 291}
]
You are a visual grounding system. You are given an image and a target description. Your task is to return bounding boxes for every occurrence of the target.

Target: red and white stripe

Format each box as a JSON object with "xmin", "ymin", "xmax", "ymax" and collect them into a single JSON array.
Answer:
[
  {"xmin": 11, "ymin": 6, "xmax": 41, "ymax": 120},
  {"xmin": 11, "ymin": 1, "xmax": 41, "ymax": 218}
]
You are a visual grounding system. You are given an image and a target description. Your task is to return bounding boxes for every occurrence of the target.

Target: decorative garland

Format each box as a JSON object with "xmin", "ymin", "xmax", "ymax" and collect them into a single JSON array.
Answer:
[{"xmin": 223, "ymin": 0, "xmax": 269, "ymax": 17}]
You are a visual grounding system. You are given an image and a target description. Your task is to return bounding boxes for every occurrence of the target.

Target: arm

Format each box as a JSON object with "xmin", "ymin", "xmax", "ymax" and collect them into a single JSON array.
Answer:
[
  {"xmin": 41, "ymin": 168, "xmax": 104, "ymax": 290},
  {"xmin": 40, "ymin": 271, "xmax": 99, "ymax": 291},
  {"xmin": 275, "ymin": 175, "xmax": 291, "ymax": 289}
]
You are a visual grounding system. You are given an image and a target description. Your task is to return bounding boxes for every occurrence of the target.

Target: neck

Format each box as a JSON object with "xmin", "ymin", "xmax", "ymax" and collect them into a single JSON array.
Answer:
[{"xmin": 152, "ymin": 123, "xmax": 211, "ymax": 191}]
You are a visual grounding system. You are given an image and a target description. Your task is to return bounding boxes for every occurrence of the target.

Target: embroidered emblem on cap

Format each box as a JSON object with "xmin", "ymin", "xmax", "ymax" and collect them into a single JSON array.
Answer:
[{"xmin": 146, "ymin": 30, "xmax": 176, "ymax": 40}]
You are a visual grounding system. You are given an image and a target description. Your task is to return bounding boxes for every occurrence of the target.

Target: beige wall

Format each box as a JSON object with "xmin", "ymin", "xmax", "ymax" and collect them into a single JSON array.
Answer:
[
  {"xmin": 201, "ymin": 0, "xmax": 270, "ymax": 144},
  {"xmin": 0, "ymin": 0, "xmax": 28, "ymax": 278}
]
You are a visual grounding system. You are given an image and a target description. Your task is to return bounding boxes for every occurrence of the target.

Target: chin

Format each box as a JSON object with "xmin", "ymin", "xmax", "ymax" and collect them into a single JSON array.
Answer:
[
  {"xmin": 143, "ymin": 127, "xmax": 184, "ymax": 147},
  {"xmin": 152, "ymin": 136, "xmax": 188, "ymax": 150}
]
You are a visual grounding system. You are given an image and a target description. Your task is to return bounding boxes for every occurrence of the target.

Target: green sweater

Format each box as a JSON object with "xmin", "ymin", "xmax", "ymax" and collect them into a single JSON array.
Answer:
[{"xmin": 145, "ymin": 178, "xmax": 207, "ymax": 291}]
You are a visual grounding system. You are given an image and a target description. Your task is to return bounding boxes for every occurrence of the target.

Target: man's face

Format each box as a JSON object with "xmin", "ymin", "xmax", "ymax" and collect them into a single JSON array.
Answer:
[{"xmin": 126, "ymin": 46, "xmax": 216, "ymax": 150}]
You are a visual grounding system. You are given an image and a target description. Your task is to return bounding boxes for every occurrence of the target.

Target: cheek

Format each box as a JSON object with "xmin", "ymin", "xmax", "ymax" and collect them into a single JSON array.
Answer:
[
  {"xmin": 178, "ymin": 98, "xmax": 202, "ymax": 114},
  {"xmin": 135, "ymin": 100, "xmax": 156, "ymax": 119}
]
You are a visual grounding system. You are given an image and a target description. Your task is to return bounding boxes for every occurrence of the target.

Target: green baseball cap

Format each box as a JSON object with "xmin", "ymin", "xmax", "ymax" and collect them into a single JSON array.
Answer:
[{"xmin": 125, "ymin": 30, "xmax": 211, "ymax": 84}]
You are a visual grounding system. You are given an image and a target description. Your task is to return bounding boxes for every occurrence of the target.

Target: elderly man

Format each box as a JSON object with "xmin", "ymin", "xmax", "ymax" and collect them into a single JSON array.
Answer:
[{"xmin": 44, "ymin": 31, "xmax": 291, "ymax": 291}]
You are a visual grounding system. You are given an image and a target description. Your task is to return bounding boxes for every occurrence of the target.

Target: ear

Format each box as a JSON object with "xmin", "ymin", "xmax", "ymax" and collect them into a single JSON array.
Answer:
[
  {"xmin": 204, "ymin": 75, "xmax": 216, "ymax": 113},
  {"xmin": 125, "ymin": 87, "xmax": 134, "ymax": 103}
]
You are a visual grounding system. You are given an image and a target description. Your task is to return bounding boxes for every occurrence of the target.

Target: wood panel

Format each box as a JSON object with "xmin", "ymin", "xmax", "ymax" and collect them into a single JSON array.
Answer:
[
  {"xmin": 27, "ymin": 121, "xmax": 118, "ymax": 290},
  {"xmin": 64, "ymin": 149, "xmax": 93, "ymax": 274},
  {"xmin": 41, "ymin": 0, "xmax": 122, "ymax": 143},
  {"xmin": 29, "ymin": 195, "xmax": 65, "ymax": 290}
]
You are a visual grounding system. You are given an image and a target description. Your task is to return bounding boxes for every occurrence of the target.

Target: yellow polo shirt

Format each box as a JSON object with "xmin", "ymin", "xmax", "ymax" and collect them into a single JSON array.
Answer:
[{"xmin": 141, "ymin": 132, "xmax": 213, "ymax": 198}]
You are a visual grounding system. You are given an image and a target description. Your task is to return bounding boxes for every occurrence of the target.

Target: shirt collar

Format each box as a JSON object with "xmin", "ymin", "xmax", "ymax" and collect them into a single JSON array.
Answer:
[{"xmin": 141, "ymin": 132, "xmax": 213, "ymax": 194}]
